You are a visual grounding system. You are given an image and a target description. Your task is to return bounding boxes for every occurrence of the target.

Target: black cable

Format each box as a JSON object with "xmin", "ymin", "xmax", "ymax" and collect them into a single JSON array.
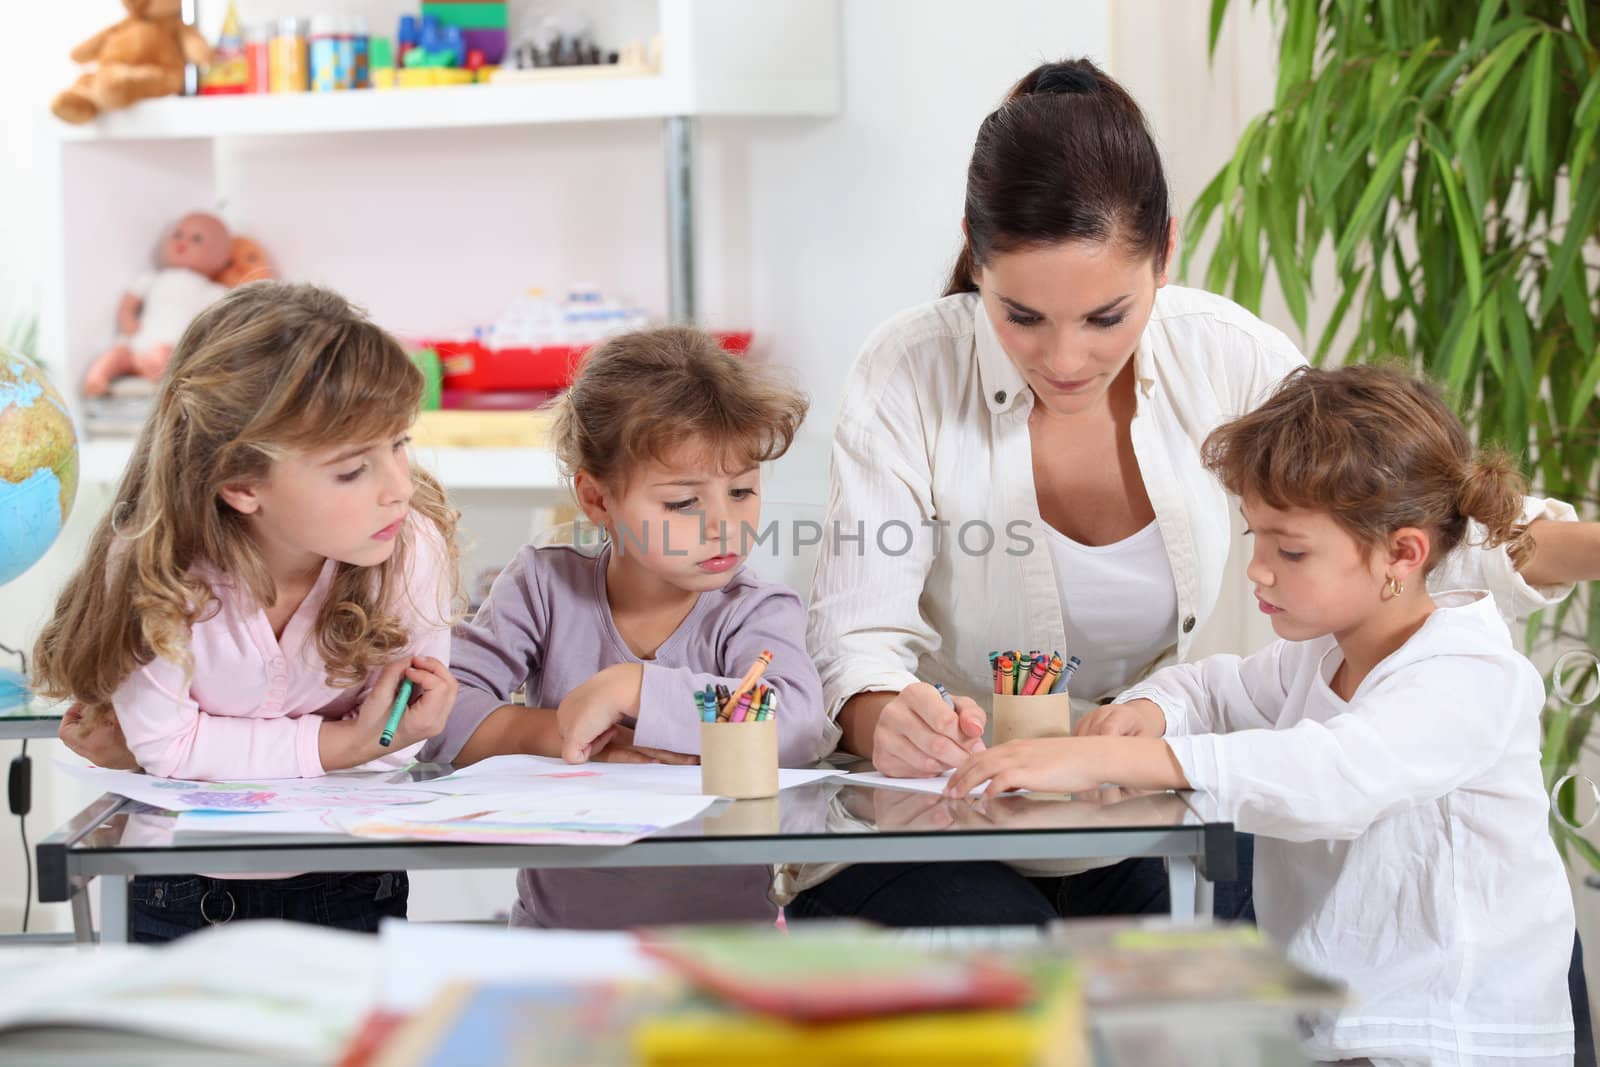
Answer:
[
  {"xmin": 18, "ymin": 738, "xmax": 28, "ymax": 934},
  {"xmin": 1, "ymin": 643, "xmax": 30, "ymax": 934}
]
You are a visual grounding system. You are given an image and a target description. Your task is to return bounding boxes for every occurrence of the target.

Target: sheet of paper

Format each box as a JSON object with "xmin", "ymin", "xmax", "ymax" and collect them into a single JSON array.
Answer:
[
  {"xmin": 428, "ymin": 753, "xmax": 843, "ymax": 797},
  {"xmin": 335, "ymin": 789, "xmax": 720, "ymax": 845},
  {"xmin": 378, "ymin": 920, "xmax": 661, "ymax": 1012},
  {"xmin": 842, "ymin": 769, "xmax": 985, "ymax": 796},
  {"xmin": 57, "ymin": 759, "xmax": 443, "ymax": 813}
]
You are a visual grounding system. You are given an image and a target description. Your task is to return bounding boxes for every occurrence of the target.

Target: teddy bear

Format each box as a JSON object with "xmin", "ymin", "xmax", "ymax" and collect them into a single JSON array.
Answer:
[
  {"xmin": 52, "ymin": 0, "xmax": 212, "ymax": 125},
  {"xmin": 83, "ymin": 212, "xmax": 232, "ymax": 397}
]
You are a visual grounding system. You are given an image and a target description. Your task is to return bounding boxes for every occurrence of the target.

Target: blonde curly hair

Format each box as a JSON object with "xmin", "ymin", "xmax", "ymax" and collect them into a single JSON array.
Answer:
[{"xmin": 34, "ymin": 282, "xmax": 462, "ymax": 711}]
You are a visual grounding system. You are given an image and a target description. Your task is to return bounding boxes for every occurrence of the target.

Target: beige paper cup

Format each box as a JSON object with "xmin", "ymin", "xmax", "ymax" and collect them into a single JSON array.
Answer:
[
  {"xmin": 699, "ymin": 718, "xmax": 779, "ymax": 799},
  {"xmin": 992, "ymin": 691, "xmax": 1073, "ymax": 745},
  {"xmin": 702, "ymin": 795, "xmax": 782, "ymax": 835}
]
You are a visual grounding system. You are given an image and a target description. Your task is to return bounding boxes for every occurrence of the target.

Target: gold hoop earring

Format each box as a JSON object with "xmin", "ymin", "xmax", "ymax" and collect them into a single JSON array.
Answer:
[{"xmin": 1384, "ymin": 576, "xmax": 1405, "ymax": 598}]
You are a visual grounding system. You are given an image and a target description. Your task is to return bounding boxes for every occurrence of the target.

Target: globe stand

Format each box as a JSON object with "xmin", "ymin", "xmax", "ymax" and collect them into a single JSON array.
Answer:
[{"xmin": 0, "ymin": 667, "xmax": 25, "ymax": 712}]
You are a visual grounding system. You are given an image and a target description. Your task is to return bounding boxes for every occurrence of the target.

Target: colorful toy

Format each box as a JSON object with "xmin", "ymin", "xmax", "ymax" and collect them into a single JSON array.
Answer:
[
  {"xmin": 199, "ymin": 0, "xmax": 249, "ymax": 95},
  {"xmin": 423, "ymin": 0, "xmax": 508, "ymax": 64},
  {"xmin": 52, "ymin": 0, "xmax": 213, "ymax": 124},
  {"xmin": 83, "ymin": 213, "xmax": 232, "ymax": 397}
]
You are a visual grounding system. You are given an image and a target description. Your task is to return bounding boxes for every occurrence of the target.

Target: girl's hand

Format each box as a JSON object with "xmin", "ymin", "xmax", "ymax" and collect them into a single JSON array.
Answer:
[
  {"xmin": 590, "ymin": 726, "xmax": 699, "ymax": 765},
  {"xmin": 1074, "ymin": 698, "xmax": 1165, "ymax": 738},
  {"xmin": 943, "ymin": 737, "xmax": 1106, "ymax": 798},
  {"xmin": 556, "ymin": 664, "xmax": 644, "ymax": 763},
  {"xmin": 325, "ymin": 657, "xmax": 456, "ymax": 768},
  {"xmin": 58, "ymin": 703, "xmax": 141, "ymax": 771},
  {"xmin": 871, "ymin": 682, "xmax": 986, "ymax": 777},
  {"xmin": 383, "ymin": 656, "xmax": 456, "ymax": 750}
]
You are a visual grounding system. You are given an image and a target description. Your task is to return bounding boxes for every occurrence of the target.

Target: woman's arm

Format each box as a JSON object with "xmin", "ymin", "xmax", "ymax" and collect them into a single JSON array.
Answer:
[
  {"xmin": 808, "ymin": 341, "xmax": 944, "ymax": 758},
  {"xmin": 1518, "ymin": 517, "xmax": 1600, "ymax": 587}
]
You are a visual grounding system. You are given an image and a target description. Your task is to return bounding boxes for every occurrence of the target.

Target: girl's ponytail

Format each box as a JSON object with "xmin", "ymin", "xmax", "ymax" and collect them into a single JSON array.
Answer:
[{"xmin": 1458, "ymin": 450, "xmax": 1534, "ymax": 570}]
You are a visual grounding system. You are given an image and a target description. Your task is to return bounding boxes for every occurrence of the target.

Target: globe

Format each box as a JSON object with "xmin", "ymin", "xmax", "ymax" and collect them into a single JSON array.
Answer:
[
  {"xmin": 0, "ymin": 351, "xmax": 78, "ymax": 710},
  {"xmin": 0, "ymin": 352, "xmax": 77, "ymax": 585}
]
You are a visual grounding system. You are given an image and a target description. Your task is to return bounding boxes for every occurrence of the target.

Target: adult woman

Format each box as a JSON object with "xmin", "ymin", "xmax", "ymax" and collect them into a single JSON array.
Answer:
[{"xmin": 787, "ymin": 57, "xmax": 1597, "ymax": 1053}]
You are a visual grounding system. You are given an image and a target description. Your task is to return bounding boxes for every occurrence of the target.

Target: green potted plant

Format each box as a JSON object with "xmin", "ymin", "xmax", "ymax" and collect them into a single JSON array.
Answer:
[{"xmin": 1189, "ymin": 0, "xmax": 1600, "ymax": 862}]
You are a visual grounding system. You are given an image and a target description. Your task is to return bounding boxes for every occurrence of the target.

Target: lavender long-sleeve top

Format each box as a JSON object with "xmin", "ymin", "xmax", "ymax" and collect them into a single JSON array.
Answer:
[{"xmin": 423, "ymin": 539, "xmax": 835, "ymax": 928}]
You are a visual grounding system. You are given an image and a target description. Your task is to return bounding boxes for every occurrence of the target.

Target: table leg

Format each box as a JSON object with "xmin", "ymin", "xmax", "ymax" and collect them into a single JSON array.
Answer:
[
  {"xmin": 70, "ymin": 881, "xmax": 94, "ymax": 944},
  {"xmin": 1167, "ymin": 856, "xmax": 1201, "ymax": 923},
  {"xmin": 98, "ymin": 875, "xmax": 130, "ymax": 943}
]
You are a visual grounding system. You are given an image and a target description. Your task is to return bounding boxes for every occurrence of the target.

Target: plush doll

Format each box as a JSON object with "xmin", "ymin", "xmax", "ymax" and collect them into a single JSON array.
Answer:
[
  {"xmin": 216, "ymin": 236, "xmax": 274, "ymax": 288},
  {"xmin": 51, "ymin": 0, "xmax": 212, "ymax": 125},
  {"xmin": 83, "ymin": 213, "xmax": 231, "ymax": 397}
]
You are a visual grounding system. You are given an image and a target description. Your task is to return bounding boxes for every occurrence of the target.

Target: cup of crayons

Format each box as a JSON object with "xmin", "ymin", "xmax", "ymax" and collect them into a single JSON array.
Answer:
[
  {"xmin": 990, "ymin": 649, "xmax": 1081, "ymax": 745},
  {"xmin": 696, "ymin": 649, "xmax": 780, "ymax": 799}
]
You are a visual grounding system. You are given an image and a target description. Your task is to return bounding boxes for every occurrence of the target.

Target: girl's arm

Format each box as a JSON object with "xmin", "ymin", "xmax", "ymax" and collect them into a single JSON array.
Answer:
[
  {"xmin": 114, "ymin": 658, "xmax": 328, "ymax": 779},
  {"xmin": 1167, "ymin": 650, "xmax": 1533, "ymax": 841},
  {"xmin": 1116, "ymin": 641, "xmax": 1294, "ymax": 738},
  {"xmin": 422, "ymin": 545, "xmax": 549, "ymax": 766}
]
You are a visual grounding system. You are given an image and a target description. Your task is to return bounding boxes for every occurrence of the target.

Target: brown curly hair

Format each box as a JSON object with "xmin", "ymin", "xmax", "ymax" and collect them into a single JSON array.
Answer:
[
  {"xmin": 1202, "ymin": 364, "xmax": 1533, "ymax": 573},
  {"xmin": 549, "ymin": 325, "xmax": 808, "ymax": 490}
]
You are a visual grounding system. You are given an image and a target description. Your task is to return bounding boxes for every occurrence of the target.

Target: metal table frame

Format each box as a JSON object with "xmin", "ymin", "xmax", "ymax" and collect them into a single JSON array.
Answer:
[{"xmin": 38, "ymin": 788, "xmax": 1234, "ymax": 942}]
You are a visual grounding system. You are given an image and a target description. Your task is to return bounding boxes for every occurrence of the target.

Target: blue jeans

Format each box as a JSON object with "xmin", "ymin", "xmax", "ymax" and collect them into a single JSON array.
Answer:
[{"xmin": 128, "ymin": 871, "xmax": 408, "ymax": 943}]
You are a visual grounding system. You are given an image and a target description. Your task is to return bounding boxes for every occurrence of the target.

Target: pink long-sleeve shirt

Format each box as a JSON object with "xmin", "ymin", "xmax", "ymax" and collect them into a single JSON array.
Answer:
[{"xmin": 113, "ymin": 513, "xmax": 453, "ymax": 780}]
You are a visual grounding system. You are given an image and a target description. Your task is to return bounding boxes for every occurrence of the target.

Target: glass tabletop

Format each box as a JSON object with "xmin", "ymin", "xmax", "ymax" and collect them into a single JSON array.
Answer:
[{"xmin": 55, "ymin": 765, "xmax": 1216, "ymax": 855}]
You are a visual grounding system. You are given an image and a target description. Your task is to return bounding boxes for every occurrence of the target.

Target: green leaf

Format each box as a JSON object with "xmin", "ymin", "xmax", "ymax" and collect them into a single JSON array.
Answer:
[
  {"xmin": 1569, "ymin": 0, "xmax": 1590, "ymax": 38},
  {"xmin": 1426, "ymin": 143, "xmax": 1483, "ymax": 307},
  {"xmin": 1266, "ymin": 197, "xmax": 1309, "ymax": 333},
  {"xmin": 1563, "ymin": 279, "xmax": 1600, "ymax": 429},
  {"xmin": 1208, "ymin": 0, "xmax": 1231, "ymax": 59},
  {"xmin": 1450, "ymin": 26, "xmax": 1541, "ymax": 143},
  {"xmin": 1313, "ymin": 266, "xmax": 1366, "ymax": 366},
  {"xmin": 1334, "ymin": 134, "xmax": 1412, "ymax": 272},
  {"xmin": 1539, "ymin": 162, "xmax": 1600, "ymax": 317},
  {"xmin": 1525, "ymin": 34, "xmax": 1554, "ymax": 188}
]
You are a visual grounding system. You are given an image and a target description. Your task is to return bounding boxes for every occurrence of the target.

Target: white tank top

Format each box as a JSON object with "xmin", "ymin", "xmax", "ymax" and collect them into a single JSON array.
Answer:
[{"xmin": 1043, "ymin": 519, "xmax": 1181, "ymax": 702}]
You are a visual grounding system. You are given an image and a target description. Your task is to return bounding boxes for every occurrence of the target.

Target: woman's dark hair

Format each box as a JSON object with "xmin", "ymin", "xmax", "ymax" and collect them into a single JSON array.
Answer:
[{"xmin": 945, "ymin": 58, "xmax": 1172, "ymax": 296}]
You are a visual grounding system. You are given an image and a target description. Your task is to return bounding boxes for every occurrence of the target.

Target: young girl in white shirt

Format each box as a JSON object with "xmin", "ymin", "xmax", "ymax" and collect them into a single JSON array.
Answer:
[{"xmin": 947, "ymin": 364, "xmax": 1576, "ymax": 1065}]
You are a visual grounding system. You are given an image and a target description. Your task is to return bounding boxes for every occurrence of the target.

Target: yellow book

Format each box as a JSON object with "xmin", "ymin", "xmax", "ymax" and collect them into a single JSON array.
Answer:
[{"xmin": 635, "ymin": 967, "xmax": 1084, "ymax": 1067}]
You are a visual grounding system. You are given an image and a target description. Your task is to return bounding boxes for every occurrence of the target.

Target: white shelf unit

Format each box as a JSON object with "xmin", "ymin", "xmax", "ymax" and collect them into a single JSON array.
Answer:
[
  {"xmin": 37, "ymin": 0, "xmax": 840, "ymax": 492},
  {"xmin": 81, "ymin": 437, "xmax": 564, "ymax": 492}
]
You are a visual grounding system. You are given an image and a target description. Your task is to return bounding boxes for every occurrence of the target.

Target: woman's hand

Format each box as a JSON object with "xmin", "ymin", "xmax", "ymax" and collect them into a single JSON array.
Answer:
[
  {"xmin": 556, "ymin": 664, "xmax": 645, "ymax": 763},
  {"xmin": 871, "ymin": 682, "xmax": 986, "ymax": 777},
  {"xmin": 1074, "ymin": 698, "xmax": 1165, "ymax": 738},
  {"xmin": 58, "ymin": 703, "xmax": 141, "ymax": 771}
]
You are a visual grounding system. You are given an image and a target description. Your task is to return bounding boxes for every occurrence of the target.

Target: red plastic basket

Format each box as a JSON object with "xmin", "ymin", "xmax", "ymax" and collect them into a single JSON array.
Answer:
[{"xmin": 428, "ymin": 331, "xmax": 752, "ymax": 392}]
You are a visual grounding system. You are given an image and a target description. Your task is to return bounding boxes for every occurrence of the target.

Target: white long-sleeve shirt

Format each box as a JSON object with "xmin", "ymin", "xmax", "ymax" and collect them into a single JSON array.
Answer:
[
  {"xmin": 785, "ymin": 285, "xmax": 1577, "ymax": 899},
  {"xmin": 1121, "ymin": 591, "xmax": 1575, "ymax": 1065},
  {"xmin": 806, "ymin": 287, "xmax": 1577, "ymax": 720}
]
